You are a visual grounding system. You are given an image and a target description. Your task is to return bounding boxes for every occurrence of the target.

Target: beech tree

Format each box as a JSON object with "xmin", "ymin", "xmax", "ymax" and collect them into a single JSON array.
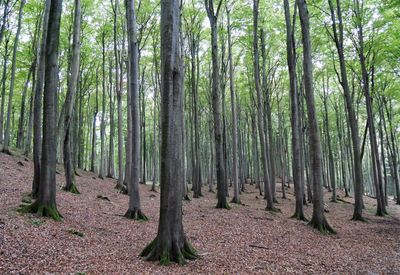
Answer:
[
  {"xmin": 63, "ymin": 0, "xmax": 81, "ymax": 194},
  {"xmin": 24, "ymin": 0, "xmax": 63, "ymax": 220},
  {"xmin": 124, "ymin": 0, "xmax": 147, "ymax": 220},
  {"xmin": 140, "ymin": 0, "xmax": 197, "ymax": 264},
  {"xmin": 297, "ymin": 0, "xmax": 334, "ymax": 233}
]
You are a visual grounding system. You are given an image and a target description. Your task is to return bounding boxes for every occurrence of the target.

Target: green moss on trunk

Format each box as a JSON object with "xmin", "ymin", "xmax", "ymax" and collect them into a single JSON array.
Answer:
[
  {"xmin": 124, "ymin": 208, "xmax": 148, "ymax": 221},
  {"xmin": 19, "ymin": 201, "xmax": 62, "ymax": 221},
  {"xmin": 63, "ymin": 183, "xmax": 80, "ymax": 194}
]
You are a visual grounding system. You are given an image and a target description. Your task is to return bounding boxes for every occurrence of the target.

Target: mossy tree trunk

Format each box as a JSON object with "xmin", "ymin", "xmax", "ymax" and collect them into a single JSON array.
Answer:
[
  {"xmin": 28, "ymin": 0, "xmax": 63, "ymax": 220},
  {"xmin": 140, "ymin": 0, "xmax": 197, "ymax": 264}
]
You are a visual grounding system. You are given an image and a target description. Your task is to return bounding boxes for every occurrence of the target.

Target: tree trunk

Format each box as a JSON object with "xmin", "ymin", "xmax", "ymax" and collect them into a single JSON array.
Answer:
[
  {"xmin": 226, "ymin": 6, "xmax": 240, "ymax": 204},
  {"xmin": 206, "ymin": 0, "xmax": 229, "ymax": 209},
  {"xmin": 284, "ymin": 0, "xmax": 306, "ymax": 220},
  {"xmin": 0, "ymin": 35, "xmax": 10, "ymax": 145},
  {"xmin": 140, "ymin": 0, "xmax": 197, "ymax": 264},
  {"xmin": 124, "ymin": 0, "xmax": 146, "ymax": 220},
  {"xmin": 32, "ymin": 0, "xmax": 51, "ymax": 199},
  {"xmin": 253, "ymin": 0, "xmax": 275, "ymax": 210},
  {"xmin": 99, "ymin": 31, "xmax": 106, "ymax": 179},
  {"xmin": 298, "ymin": 0, "xmax": 334, "ymax": 233},
  {"xmin": 3, "ymin": 0, "xmax": 26, "ymax": 154},
  {"xmin": 25, "ymin": 0, "xmax": 63, "ymax": 220},
  {"xmin": 327, "ymin": 0, "xmax": 364, "ymax": 220},
  {"xmin": 63, "ymin": 0, "xmax": 81, "ymax": 194},
  {"xmin": 353, "ymin": 0, "xmax": 386, "ymax": 216}
]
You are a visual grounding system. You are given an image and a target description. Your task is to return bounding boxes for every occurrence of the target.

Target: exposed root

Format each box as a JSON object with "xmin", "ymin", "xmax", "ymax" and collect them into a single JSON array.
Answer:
[
  {"xmin": 183, "ymin": 195, "xmax": 191, "ymax": 201},
  {"xmin": 216, "ymin": 200, "xmax": 231, "ymax": 210},
  {"xmin": 309, "ymin": 217, "xmax": 336, "ymax": 234},
  {"xmin": 290, "ymin": 212, "xmax": 308, "ymax": 222},
  {"xmin": 63, "ymin": 183, "xmax": 80, "ymax": 194},
  {"xmin": 115, "ymin": 183, "xmax": 128, "ymax": 194},
  {"xmin": 230, "ymin": 196, "xmax": 241, "ymax": 204},
  {"xmin": 140, "ymin": 238, "xmax": 198, "ymax": 265},
  {"xmin": 18, "ymin": 201, "xmax": 62, "ymax": 221},
  {"xmin": 124, "ymin": 208, "xmax": 148, "ymax": 221},
  {"xmin": 2, "ymin": 148, "xmax": 13, "ymax": 155},
  {"xmin": 351, "ymin": 213, "xmax": 368, "ymax": 222},
  {"xmin": 266, "ymin": 206, "xmax": 281, "ymax": 213}
]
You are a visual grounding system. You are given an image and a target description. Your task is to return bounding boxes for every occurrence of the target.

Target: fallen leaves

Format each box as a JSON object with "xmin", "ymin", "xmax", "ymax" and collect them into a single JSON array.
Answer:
[{"xmin": 0, "ymin": 152, "xmax": 400, "ymax": 274}]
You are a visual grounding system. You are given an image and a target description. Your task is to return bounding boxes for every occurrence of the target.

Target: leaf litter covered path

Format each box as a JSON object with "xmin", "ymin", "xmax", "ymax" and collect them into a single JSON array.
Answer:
[{"xmin": 1, "ymin": 152, "xmax": 400, "ymax": 274}]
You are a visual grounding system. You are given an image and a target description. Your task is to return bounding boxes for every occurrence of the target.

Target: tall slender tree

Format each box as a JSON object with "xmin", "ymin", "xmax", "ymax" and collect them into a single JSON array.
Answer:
[
  {"xmin": 327, "ymin": 0, "xmax": 364, "ymax": 220},
  {"xmin": 2, "ymin": 0, "xmax": 26, "ymax": 154},
  {"xmin": 32, "ymin": 0, "xmax": 51, "ymax": 199},
  {"xmin": 205, "ymin": 0, "xmax": 230, "ymax": 209},
  {"xmin": 63, "ymin": 0, "xmax": 81, "ymax": 194},
  {"xmin": 297, "ymin": 0, "xmax": 334, "ymax": 233},
  {"xmin": 253, "ymin": 0, "xmax": 275, "ymax": 211},
  {"xmin": 124, "ymin": 0, "xmax": 147, "ymax": 220},
  {"xmin": 284, "ymin": 0, "xmax": 306, "ymax": 220}
]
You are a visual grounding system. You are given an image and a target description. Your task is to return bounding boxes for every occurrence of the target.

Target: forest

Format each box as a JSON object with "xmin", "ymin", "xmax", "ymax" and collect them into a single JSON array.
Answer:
[{"xmin": 0, "ymin": 0, "xmax": 400, "ymax": 273}]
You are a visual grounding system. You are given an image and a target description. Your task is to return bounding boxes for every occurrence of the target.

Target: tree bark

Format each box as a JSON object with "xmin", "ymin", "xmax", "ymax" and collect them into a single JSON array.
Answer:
[
  {"xmin": 284, "ymin": 0, "xmax": 306, "ymax": 220},
  {"xmin": 63, "ymin": 0, "xmax": 81, "ymax": 194},
  {"xmin": 25, "ymin": 0, "xmax": 63, "ymax": 220},
  {"xmin": 3, "ymin": 0, "xmax": 26, "ymax": 154},
  {"xmin": 253, "ymin": 0, "xmax": 275, "ymax": 210},
  {"xmin": 205, "ymin": 0, "xmax": 229, "ymax": 209},
  {"xmin": 140, "ymin": 0, "xmax": 197, "ymax": 264},
  {"xmin": 32, "ymin": 0, "xmax": 51, "ymax": 199},
  {"xmin": 297, "ymin": 0, "xmax": 334, "ymax": 233},
  {"xmin": 226, "ymin": 5, "xmax": 240, "ymax": 204},
  {"xmin": 124, "ymin": 0, "xmax": 147, "ymax": 220},
  {"xmin": 327, "ymin": 0, "xmax": 364, "ymax": 220}
]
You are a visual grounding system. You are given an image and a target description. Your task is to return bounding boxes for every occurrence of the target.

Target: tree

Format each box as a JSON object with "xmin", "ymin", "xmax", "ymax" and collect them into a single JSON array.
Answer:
[
  {"xmin": 24, "ymin": 0, "xmax": 64, "ymax": 220},
  {"xmin": 205, "ymin": 0, "xmax": 230, "ymax": 209},
  {"xmin": 140, "ymin": 0, "xmax": 197, "ymax": 264},
  {"xmin": 62, "ymin": 0, "xmax": 81, "ymax": 194},
  {"xmin": 327, "ymin": 0, "xmax": 364, "ymax": 221},
  {"xmin": 284, "ymin": 0, "xmax": 306, "ymax": 220},
  {"xmin": 124, "ymin": 0, "xmax": 147, "ymax": 220},
  {"xmin": 32, "ymin": 0, "xmax": 51, "ymax": 199},
  {"xmin": 2, "ymin": 0, "xmax": 26, "ymax": 154},
  {"xmin": 226, "ymin": 2, "xmax": 240, "ymax": 204},
  {"xmin": 297, "ymin": 0, "xmax": 334, "ymax": 233},
  {"xmin": 252, "ymin": 0, "xmax": 275, "ymax": 211}
]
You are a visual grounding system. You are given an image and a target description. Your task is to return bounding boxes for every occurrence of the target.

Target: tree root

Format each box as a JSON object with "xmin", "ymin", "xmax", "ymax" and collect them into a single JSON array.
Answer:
[
  {"xmin": 266, "ymin": 206, "xmax": 281, "ymax": 213},
  {"xmin": 2, "ymin": 148, "xmax": 13, "ymax": 155},
  {"xmin": 124, "ymin": 208, "xmax": 148, "ymax": 221},
  {"xmin": 351, "ymin": 213, "xmax": 368, "ymax": 222},
  {"xmin": 230, "ymin": 196, "xmax": 241, "ymax": 204},
  {"xmin": 290, "ymin": 212, "xmax": 308, "ymax": 222},
  {"xmin": 115, "ymin": 183, "xmax": 128, "ymax": 194},
  {"xmin": 308, "ymin": 217, "xmax": 336, "ymax": 234},
  {"xmin": 18, "ymin": 201, "xmax": 62, "ymax": 221},
  {"xmin": 183, "ymin": 195, "xmax": 191, "ymax": 201},
  {"xmin": 216, "ymin": 200, "xmax": 231, "ymax": 210},
  {"xmin": 63, "ymin": 183, "xmax": 80, "ymax": 194},
  {"xmin": 140, "ymin": 238, "xmax": 198, "ymax": 265}
]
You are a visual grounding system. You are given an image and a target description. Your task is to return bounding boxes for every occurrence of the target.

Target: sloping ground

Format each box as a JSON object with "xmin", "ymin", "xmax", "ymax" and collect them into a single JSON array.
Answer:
[{"xmin": 1, "ymin": 152, "xmax": 400, "ymax": 274}]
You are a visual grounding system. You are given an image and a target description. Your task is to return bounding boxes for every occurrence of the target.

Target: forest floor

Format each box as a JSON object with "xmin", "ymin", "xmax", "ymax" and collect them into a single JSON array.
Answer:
[{"xmin": 1, "ymin": 152, "xmax": 400, "ymax": 274}]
